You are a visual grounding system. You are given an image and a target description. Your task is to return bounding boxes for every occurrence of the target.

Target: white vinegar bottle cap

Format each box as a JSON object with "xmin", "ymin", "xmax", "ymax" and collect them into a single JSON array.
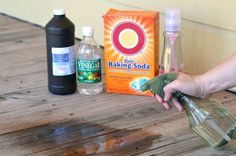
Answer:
[
  {"xmin": 82, "ymin": 26, "xmax": 94, "ymax": 36},
  {"xmin": 53, "ymin": 8, "xmax": 65, "ymax": 16},
  {"xmin": 164, "ymin": 8, "xmax": 180, "ymax": 31}
]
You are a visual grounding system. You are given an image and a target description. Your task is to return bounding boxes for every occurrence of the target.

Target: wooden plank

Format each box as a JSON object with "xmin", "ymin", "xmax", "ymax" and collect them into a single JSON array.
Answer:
[
  {"xmin": 0, "ymin": 21, "xmax": 42, "ymax": 35},
  {"xmin": 0, "ymin": 13, "xmax": 236, "ymax": 156},
  {"xmin": 0, "ymin": 89, "xmax": 235, "ymax": 155},
  {"xmin": 0, "ymin": 86, "xmax": 156, "ymax": 134},
  {"xmin": 1, "ymin": 105, "xmax": 186, "ymax": 154},
  {"xmin": 0, "ymin": 71, "xmax": 47, "ymax": 94},
  {"xmin": 1, "ymin": 2, "xmax": 236, "ymax": 74},
  {"xmin": 0, "ymin": 46, "xmax": 46, "ymax": 66},
  {"xmin": 0, "ymin": 28, "xmax": 43, "ymax": 43},
  {"xmin": 0, "ymin": 36, "xmax": 45, "ymax": 54},
  {"xmin": 0, "ymin": 57, "xmax": 46, "ymax": 78}
]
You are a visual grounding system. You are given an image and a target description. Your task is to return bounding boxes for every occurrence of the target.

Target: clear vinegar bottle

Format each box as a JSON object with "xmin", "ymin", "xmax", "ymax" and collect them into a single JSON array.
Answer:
[{"xmin": 77, "ymin": 26, "xmax": 103, "ymax": 95}]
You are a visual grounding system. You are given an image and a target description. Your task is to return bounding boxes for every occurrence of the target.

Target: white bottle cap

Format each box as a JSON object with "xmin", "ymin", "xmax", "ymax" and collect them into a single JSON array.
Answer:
[
  {"xmin": 82, "ymin": 26, "xmax": 94, "ymax": 36},
  {"xmin": 164, "ymin": 8, "xmax": 180, "ymax": 31},
  {"xmin": 53, "ymin": 8, "xmax": 65, "ymax": 16}
]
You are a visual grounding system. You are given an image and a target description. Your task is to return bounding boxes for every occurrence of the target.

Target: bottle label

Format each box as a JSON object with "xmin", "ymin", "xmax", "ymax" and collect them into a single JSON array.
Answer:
[
  {"xmin": 52, "ymin": 46, "xmax": 75, "ymax": 76},
  {"xmin": 77, "ymin": 59, "xmax": 101, "ymax": 83}
]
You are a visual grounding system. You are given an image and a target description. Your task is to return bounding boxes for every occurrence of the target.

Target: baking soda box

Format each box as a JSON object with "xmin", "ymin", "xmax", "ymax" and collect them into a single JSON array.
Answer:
[{"xmin": 104, "ymin": 9, "xmax": 159, "ymax": 96}]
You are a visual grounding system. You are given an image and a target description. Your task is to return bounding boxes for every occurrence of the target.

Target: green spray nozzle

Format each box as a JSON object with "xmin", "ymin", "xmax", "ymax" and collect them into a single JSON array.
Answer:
[{"xmin": 140, "ymin": 72, "xmax": 182, "ymax": 99}]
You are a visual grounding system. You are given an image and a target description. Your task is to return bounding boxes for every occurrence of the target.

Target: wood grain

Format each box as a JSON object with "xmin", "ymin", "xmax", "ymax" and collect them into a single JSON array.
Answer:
[
  {"xmin": 0, "ymin": 14, "xmax": 236, "ymax": 156},
  {"xmin": 1, "ymin": 1, "xmax": 236, "ymax": 74}
]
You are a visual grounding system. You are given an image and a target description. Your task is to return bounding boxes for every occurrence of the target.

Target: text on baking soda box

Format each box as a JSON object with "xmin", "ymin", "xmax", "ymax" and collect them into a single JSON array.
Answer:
[{"xmin": 104, "ymin": 9, "xmax": 159, "ymax": 96}]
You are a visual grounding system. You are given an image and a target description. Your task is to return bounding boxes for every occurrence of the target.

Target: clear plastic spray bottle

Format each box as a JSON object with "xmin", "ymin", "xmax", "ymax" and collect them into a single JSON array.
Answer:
[
  {"xmin": 159, "ymin": 8, "xmax": 184, "ymax": 75},
  {"xmin": 140, "ymin": 72, "xmax": 236, "ymax": 149}
]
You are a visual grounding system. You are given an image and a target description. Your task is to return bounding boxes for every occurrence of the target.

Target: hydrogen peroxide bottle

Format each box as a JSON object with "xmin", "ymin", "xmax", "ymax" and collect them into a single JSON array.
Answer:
[
  {"xmin": 45, "ymin": 9, "xmax": 76, "ymax": 95},
  {"xmin": 159, "ymin": 8, "xmax": 184, "ymax": 75},
  {"xmin": 140, "ymin": 72, "xmax": 236, "ymax": 149},
  {"xmin": 77, "ymin": 26, "xmax": 103, "ymax": 95}
]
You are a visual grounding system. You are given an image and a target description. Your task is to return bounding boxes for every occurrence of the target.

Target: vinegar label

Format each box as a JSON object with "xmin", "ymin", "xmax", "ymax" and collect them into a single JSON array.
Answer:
[
  {"xmin": 77, "ymin": 59, "xmax": 101, "ymax": 83},
  {"xmin": 52, "ymin": 46, "xmax": 75, "ymax": 76}
]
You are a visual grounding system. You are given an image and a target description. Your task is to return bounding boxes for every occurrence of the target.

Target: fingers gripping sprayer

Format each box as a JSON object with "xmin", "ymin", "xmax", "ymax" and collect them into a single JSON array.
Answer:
[{"xmin": 140, "ymin": 72, "xmax": 236, "ymax": 149}]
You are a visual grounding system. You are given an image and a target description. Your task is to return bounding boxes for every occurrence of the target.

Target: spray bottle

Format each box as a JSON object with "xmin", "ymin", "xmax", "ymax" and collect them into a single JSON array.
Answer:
[
  {"xmin": 140, "ymin": 72, "xmax": 236, "ymax": 149},
  {"xmin": 159, "ymin": 8, "xmax": 184, "ymax": 75}
]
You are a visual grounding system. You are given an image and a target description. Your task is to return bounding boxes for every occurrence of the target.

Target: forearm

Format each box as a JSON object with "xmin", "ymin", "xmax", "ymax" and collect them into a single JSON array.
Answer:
[{"xmin": 201, "ymin": 53, "xmax": 236, "ymax": 95}]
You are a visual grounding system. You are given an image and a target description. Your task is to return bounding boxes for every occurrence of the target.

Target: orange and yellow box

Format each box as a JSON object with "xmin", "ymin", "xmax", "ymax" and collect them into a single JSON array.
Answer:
[{"xmin": 103, "ymin": 9, "xmax": 159, "ymax": 96}]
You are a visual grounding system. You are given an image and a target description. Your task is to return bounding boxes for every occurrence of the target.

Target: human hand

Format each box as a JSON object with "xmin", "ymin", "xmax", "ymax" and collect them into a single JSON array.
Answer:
[{"xmin": 155, "ymin": 72, "xmax": 205, "ymax": 112}]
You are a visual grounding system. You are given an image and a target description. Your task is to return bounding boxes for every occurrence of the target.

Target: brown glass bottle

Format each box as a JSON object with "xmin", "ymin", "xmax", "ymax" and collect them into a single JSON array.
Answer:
[{"xmin": 45, "ymin": 9, "xmax": 76, "ymax": 95}]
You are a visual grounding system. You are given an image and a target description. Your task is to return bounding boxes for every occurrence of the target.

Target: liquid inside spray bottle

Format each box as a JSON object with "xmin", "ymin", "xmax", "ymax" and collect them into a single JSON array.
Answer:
[
  {"xmin": 159, "ymin": 8, "xmax": 184, "ymax": 75},
  {"xmin": 140, "ymin": 72, "xmax": 236, "ymax": 149}
]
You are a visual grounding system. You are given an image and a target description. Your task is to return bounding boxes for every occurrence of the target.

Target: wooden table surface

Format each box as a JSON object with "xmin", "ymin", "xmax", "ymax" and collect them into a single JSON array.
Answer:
[{"xmin": 1, "ymin": 13, "xmax": 236, "ymax": 156}]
